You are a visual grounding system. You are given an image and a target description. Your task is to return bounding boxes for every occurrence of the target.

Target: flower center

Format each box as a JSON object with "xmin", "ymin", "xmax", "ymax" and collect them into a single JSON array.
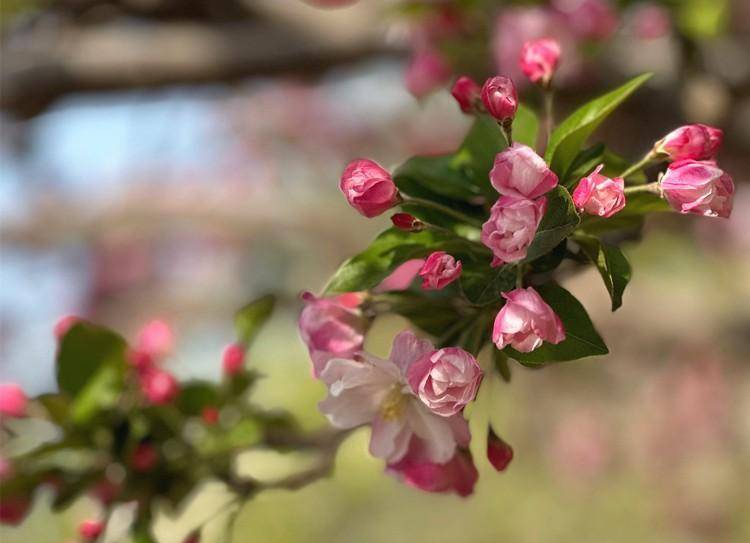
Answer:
[{"xmin": 379, "ymin": 384, "xmax": 409, "ymax": 421}]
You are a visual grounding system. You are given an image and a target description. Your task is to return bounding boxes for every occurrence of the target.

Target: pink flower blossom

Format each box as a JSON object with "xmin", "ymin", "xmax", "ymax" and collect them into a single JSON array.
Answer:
[
  {"xmin": 552, "ymin": 0, "xmax": 618, "ymax": 42},
  {"xmin": 0, "ymin": 383, "xmax": 27, "ymax": 418},
  {"xmin": 481, "ymin": 76, "xmax": 519, "ymax": 122},
  {"xmin": 78, "ymin": 519, "xmax": 105, "ymax": 541},
  {"xmin": 451, "ymin": 76, "xmax": 482, "ymax": 113},
  {"xmin": 487, "ymin": 428, "xmax": 514, "ymax": 471},
  {"xmin": 390, "ymin": 213, "xmax": 423, "ymax": 232},
  {"xmin": 493, "ymin": 287, "xmax": 565, "ymax": 352},
  {"xmin": 418, "ymin": 251, "xmax": 462, "ymax": 290},
  {"xmin": 318, "ymin": 330, "xmax": 471, "ymax": 464},
  {"xmin": 407, "ymin": 347, "xmax": 482, "ymax": 416},
  {"xmin": 630, "ymin": 3, "xmax": 672, "ymax": 40},
  {"xmin": 131, "ymin": 443, "xmax": 158, "ymax": 472},
  {"xmin": 339, "ymin": 159, "xmax": 400, "ymax": 218},
  {"xmin": 375, "ymin": 259, "xmax": 425, "ymax": 293},
  {"xmin": 0, "ymin": 496, "xmax": 30, "ymax": 526},
  {"xmin": 481, "ymin": 196, "xmax": 546, "ymax": 266},
  {"xmin": 386, "ymin": 438, "xmax": 478, "ymax": 497},
  {"xmin": 660, "ymin": 160, "xmax": 734, "ymax": 218},
  {"xmin": 404, "ymin": 48, "xmax": 452, "ymax": 99},
  {"xmin": 490, "ymin": 143, "xmax": 559, "ymax": 199},
  {"xmin": 298, "ymin": 291, "xmax": 367, "ymax": 378},
  {"xmin": 519, "ymin": 38, "xmax": 561, "ymax": 85},
  {"xmin": 139, "ymin": 368, "xmax": 179, "ymax": 405},
  {"xmin": 135, "ymin": 320, "xmax": 175, "ymax": 361},
  {"xmin": 53, "ymin": 314, "xmax": 81, "ymax": 341},
  {"xmin": 654, "ymin": 124, "xmax": 723, "ymax": 161},
  {"xmin": 572, "ymin": 164, "xmax": 626, "ymax": 218},
  {"xmin": 222, "ymin": 343, "xmax": 245, "ymax": 376}
]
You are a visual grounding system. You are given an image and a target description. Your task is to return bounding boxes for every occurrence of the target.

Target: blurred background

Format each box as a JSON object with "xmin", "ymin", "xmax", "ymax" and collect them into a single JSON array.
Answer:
[{"xmin": 1, "ymin": 0, "xmax": 749, "ymax": 541}]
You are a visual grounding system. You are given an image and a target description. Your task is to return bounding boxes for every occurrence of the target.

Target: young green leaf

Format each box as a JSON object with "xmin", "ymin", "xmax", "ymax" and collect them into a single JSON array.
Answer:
[
  {"xmin": 505, "ymin": 283, "xmax": 608, "ymax": 363},
  {"xmin": 513, "ymin": 104, "xmax": 540, "ymax": 148},
  {"xmin": 575, "ymin": 235, "xmax": 632, "ymax": 311},
  {"xmin": 524, "ymin": 186, "xmax": 580, "ymax": 263},
  {"xmin": 235, "ymin": 295, "xmax": 275, "ymax": 347},
  {"xmin": 545, "ymin": 73, "xmax": 652, "ymax": 176},
  {"xmin": 493, "ymin": 350, "xmax": 512, "ymax": 383}
]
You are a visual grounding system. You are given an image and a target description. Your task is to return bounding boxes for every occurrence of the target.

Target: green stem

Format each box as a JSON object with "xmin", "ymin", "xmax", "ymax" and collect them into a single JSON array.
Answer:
[
  {"xmin": 500, "ymin": 119, "xmax": 513, "ymax": 147},
  {"xmin": 624, "ymin": 182, "xmax": 661, "ymax": 196},
  {"xmin": 402, "ymin": 197, "xmax": 483, "ymax": 227},
  {"xmin": 515, "ymin": 264, "xmax": 525, "ymax": 289},
  {"xmin": 543, "ymin": 88, "xmax": 554, "ymax": 153},
  {"xmin": 619, "ymin": 151, "xmax": 659, "ymax": 181}
]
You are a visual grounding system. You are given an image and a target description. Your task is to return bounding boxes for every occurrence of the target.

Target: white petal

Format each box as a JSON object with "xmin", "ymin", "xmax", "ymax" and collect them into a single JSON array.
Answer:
[
  {"xmin": 406, "ymin": 400, "xmax": 458, "ymax": 463},
  {"xmin": 369, "ymin": 415, "xmax": 412, "ymax": 462},
  {"xmin": 389, "ymin": 330, "xmax": 434, "ymax": 375}
]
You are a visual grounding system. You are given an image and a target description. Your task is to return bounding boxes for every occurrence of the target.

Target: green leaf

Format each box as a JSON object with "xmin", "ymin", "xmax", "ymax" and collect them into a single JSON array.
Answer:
[
  {"xmin": 459, "ymin": 261, "xmax": 516, "ymax": 306},
  {"xmin": 493, "ymin": 350, "xmax": 511, "ymax": 383},
  {"xmin": 575, "ymin": 236, "xmax": 632, "ymax": 311},
  {"xmin": 37, "ymin": 394, "xmax": 70, "ymax": 426},
  {"xmin": 545, "ymin": 74, "xmax": 652, "ymax": 176},
  {"xmin": 177, "ymin": 382, "xmax": 221, "ymax": 416},
  {"xmin": 524, "ymin": 186, "xmax": 580, "ymax": 263},
  {"xmin": 378, "ymin": 292, "xmax": 465, "ymax": 338},
  {"xmin": 325, "ymin": 228, "xmax": 484, "ymax": 294},
  {"xmin": 506, "ymin": 283, "xmax": 608, "ymax": 363},
  {"xmin": 513, "ymin": 104, "xmax": 539, "ymax": 148},
  {"xmin": 235, "ymin": 295, "xmax": 275, "ymax": 347},
  {"xmin": 70, "ymin": 363, "xmax": 123, "ymax": 424}
]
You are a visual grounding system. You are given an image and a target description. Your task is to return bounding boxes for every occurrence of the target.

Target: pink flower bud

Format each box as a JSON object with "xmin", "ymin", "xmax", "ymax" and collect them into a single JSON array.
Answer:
[
  {"xmin": 481, "ymin": 76, "xmax": 519, "ymax": 122},
  {"xmin": 139, "ymin": 369, "xmax": 179, "ymax": 405},
  {"xmin": 131, "ymin": 443, "xmax": 158, "ymax": 472},
  {"xmin": 0, "ymin": 496, "xmax": 30, "ymax": 526},
  {"xmin": 418, "ymin": 252, "xmax": 462, "ymax": 290},
  {"xmin": 201, "ymin": 406, "xmax": 220, "ymax": 425},
  {"xmin": 450, "ymin": 76, "xmax": 482, "ymax": 113},
  {"xmin": 407, "ymin": 347, "xmax": 482, "ymax": 416},
  {"xmin": 340, "ymin": 159, "xmax": 400, "ymax": 218},
  {"xmin": 660, "ymin": 160, "xmax": 734, "ymax": 219},
  {"xmin": 572, "ymin": 164, "xmax": 626, "ymax": 218},
  {"xmin": 135, "ymin": 320, "xmax": 175, "ymax": 361},
  {"xmin": 390, "ymin": 213, "xmax": 423, "ymax": 232},
  {"xmin": 53, "ymin": 314, "xmax": 81, "ymax": 341},
  {"xmin": 78, "ymin": 519, "xmax": 105, "ymax": 541},
  {"xmin": 490, "ymin": 143, "xmax": 559, "ymax": 199},
  {"xmin": 0, "ymin": 383, "xmax": 27, "ymax": 419},
  {"xmin": 493, "ymin": 287, "xmax": 565, "ymax": 352},
  {"xmin": 386, "ymin": 438, "xmax": 478, "ymax": 497},
  {"xmin": 481, "ymin": 196, "xmax": 546, "ymax": 266},
  {"xmin": 404, "ymin": 48, "xmax": 452, "ymax": 99},
  {"xmin": 487, "ymin": 428, "xmax": 514, "ymax": 471},
  {"xmin": 519, "ymin": 38, "xmax": 561, "ymax": 85},
  {"xmin": 654, "ymin": 124, "xmax": 723, "ymax": 161},
  {"xmin": 127, "ymin": 349, "xmax": 154, "ymax": 372},
  {"xmin": 298, "ymin": 292, "xmax": 367, "ymax": 378},
  {"xmin": 222, "ymin": 343, "xmax": 245, "ymax": 376}
]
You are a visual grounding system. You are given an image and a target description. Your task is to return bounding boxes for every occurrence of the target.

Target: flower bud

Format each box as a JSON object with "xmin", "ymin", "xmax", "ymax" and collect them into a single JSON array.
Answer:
[
  {"xmin": 0, "ymin": 383, "xmax": 27, "ymax": 418},
  {"xmin": 487, "ymin": 428, "xmax": 514, "ymax": 472},
  {"xmin": 481, "ymin": 196, "xmax": 546, "ymax": 266},
  {"xmin": 201, "ymin": 406, "xmax": 220, "ymax": 425},
  {"xmin": 135, "ymin": 319, "xmax": 175, "ymax": 361},
  {"xmin": 390, "ymin": 213, "xmax": 423, "ymax": 232},
  {"xmin": 660, "ymin": 160, "xmax": 734, "ymax": 218},
  {"xmin": 418, "ymin": 251, "xmax": 462, "ymax": 290},
  {"xmin": 131, "ymin": 443, "xmax": 158, "ymax": 472},
  {"xmin": 78, "ymin": 519, "xmax": 105, "ymax": 541},
  {"xmin": 490, "ymin": 143, "xmax": 559, "ymax": 199},
  {"xmin": 0, "ymin": 496, "xmax": 30, "ymax": 526},
  {"xmin": 222, "ymin": 343, "xmax": 245, "ymax": 376},
  {"xmin": 480, "ymin": 76, "xmax": 518, "ymax": 122},
  {"xmin": 493, "ymin": 287, "xmax": 565, "ymax": 352},
  {"xmin": 450, "ymin": 76, "xmax": 482, "ymax": 113},
  {"xmin": 519, "ymin": 38, "xmax": 561, "ymax": 86},
  {"xmin": 127, "ymin": 348, "xmax": 154, "ymax": 372},
  {"xmin": 405, "ymin": 48, "xmax": 452, "ymax": 99},
  {"xmin": 340, "ymin": 159, "xmax": 400, "ymax": 218},
  {"xmin": 139, "ymin": 368, "xmax": 179, "ymax": 405},
  {"xmin": 572, "ymin": 164, "xmax": 626, "ymax": 218},
  {"xmin": 654, "ymin": 124, "xmax": 723, "ymax": 161},
  {"xmin": 53, "ymin": 314, "xmax": 81, "ymax": 341},
  {"xmin": 407, "ymin": 347, "xmax": 482, "ymax": 416}
]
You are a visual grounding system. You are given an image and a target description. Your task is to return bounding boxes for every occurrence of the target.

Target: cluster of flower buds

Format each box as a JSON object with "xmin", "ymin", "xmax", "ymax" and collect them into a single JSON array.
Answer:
[{"xmin": 127, "ymin": 319, "xmax": 181, "ymax": 405}]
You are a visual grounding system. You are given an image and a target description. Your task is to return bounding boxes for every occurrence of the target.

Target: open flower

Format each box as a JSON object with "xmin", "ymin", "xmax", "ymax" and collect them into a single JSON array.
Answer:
[
  {"xmin": 298, "ymin": 292, "xmax": 367, "ymax": 378},
  {"xmin": 407, "ymin": 347, "xmax": 482, "ymax": 416},
  {"xmin": 481, "ymin": 196, "xmax": 546, "ymax": 266},
  {"xmin": 660, "ymin": 160, "xmax": 734, "ymax": 218},
  {"xmin": 340, "ymin": 159, "xmax": 400, "ymax": 218},
  {"xmin": 490, "ymin": 143, "xmax": 559, "ymax": 199},
  {"xmin": 318, "ymin": 331, "xmax": 471, "ymax": 464},
  {"xmin": 418, "ymin": 251, "xmax": 462, "ymax": 290},
  {"xmin": 572, "ymin": 164, "xmax": 626, "ymax": 218},
  {"xmin": 493, "ymin": 287, "xmax": 565, "ymax": 352}
]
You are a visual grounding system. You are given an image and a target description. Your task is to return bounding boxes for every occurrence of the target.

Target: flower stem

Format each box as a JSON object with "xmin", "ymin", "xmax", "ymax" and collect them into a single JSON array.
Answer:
[
  {"xmin": 619, "ymin": 151, "xmax": 659, "ymax": 181},
  {"xmin": 402, "ymin": 197, "xmax": 483, "ymax": 227},
  {"xmin": 542, "ymin": 87, "xmax": 554, "ymax": 153},
  {"xmin": 515, "ymin": 264, "xmax": 525, "ymax": 289},
  {"xmin": 624, "ymin": 182, "xmax": 661, "ymax": 195},
  {"xmin": 500, "ymin": 118, "xmax": 513, "ymax": 147}
]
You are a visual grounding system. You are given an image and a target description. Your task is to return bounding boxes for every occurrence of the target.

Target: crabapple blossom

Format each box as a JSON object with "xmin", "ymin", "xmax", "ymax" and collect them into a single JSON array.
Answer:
[
  {"xmin": 298, "ymin": 291, "xmax": 367, "ymax": 377},
  {"xmin": 78, "ymin": 519, "xmax": 105, "ymax": 541},
  {"xmin": 0, "ymin": 384, "xmax": 27, "ymax": 418},
  {"xmin": 222, "ymin": 343, "xmax": 245, "ymax": 376},
  {"xmin": 654, "ymin": 124, "xmax": 723, "ymax": 161},
  {"xmin": 490, "ymin": 143, "xmax": 559, "ymax": 199},
  {"xmin": 660, "ymin": 160, "xmax": 734, "ymax": 218},
  {"xmin": 487, "ymin": 428, "xmax": 514, "ymax": 471},
  {"xmin": 553, "ymin": 0, "xmax": 618, "ymax": 42},
  {"xmin": 481, "ymin": 196, "xmax": 546, "ymax": 266},
  {"xmin": 135, "ymin": 320, "xmax": 175, "ymax": 361},
  {"xmin": 404, "ymin": 48, "xmax": 452, "ymax": 99},
  {"xmin": 450, "ymin": 76, "xmax": 482, "ymax": 113},
  {"xmin": 139, "ymin": 368, "xmax": 179, "ymax": 405},
  {"xmin": 572, "ymin": 164, "xmax": 626, "ymax": 218},
  {"xmin": 481, "ymin": 76, "xmax": 519, "ymax": 122},
  {"xmin": 418, "ymin": 252, "xmax": 462, "ymax": 290},
  {"xmin": 519, "ymin": 38, "xmax": 561, "ymax": 86},
  {"xmin": 318, "ymin": 331, "xmax": 471, "ymax": 464},
  {"xmin": 493, "ymin": 287, "xmax": 565, "ymax": 352},
  {"xmin": 407, "ymin": 347, "xmax": 482, "ymax": 416},
  {"xmin": 340, "ymin": 159, "xmax": 400, "ymax": 218}
]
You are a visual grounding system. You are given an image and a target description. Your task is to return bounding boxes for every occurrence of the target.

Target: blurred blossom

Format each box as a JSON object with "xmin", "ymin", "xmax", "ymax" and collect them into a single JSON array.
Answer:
[
  {"xmin": 629, "ymin": 3, "xmax": 672, "ymax": 40},
  {"xmin": 551, "ymin": 0, "xmax": 618, "ymax": 42},
  {"xmin": 404, "ymin": 48, "xmax": 452, "ymax": 99},
  {"xmin": 548, "ymin": 409, "xmax": 612, "ymax": 483}
]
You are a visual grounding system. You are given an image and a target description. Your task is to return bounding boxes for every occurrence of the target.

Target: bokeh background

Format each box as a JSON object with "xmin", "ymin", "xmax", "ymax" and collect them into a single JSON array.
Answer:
[{"xmin": 1, "ymin": 0, "xmax": 749, "ymax": 541}]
